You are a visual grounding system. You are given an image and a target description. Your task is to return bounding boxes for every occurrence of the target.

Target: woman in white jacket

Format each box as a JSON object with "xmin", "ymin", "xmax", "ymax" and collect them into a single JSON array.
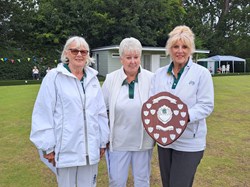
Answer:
[
  {"xmin": 102, "ymin": 37, "xmax": 155, "ymax": 187},
  {"xmin": 30, "ymin": 36, "xmax": 109, "ymax": 187},
  {"xmin": 151, "ymin": 26, "xmax": 214, "ymax": 187}
]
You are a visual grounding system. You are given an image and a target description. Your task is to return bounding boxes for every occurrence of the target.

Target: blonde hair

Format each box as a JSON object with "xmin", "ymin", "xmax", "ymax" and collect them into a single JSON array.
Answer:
[
  {"xmin": 61, "ymin": 36, "xmax": 93, "ymax": 65},
  {"xmin": 165, "ymin": 25, "xmax": 195, "ymax": 56}
]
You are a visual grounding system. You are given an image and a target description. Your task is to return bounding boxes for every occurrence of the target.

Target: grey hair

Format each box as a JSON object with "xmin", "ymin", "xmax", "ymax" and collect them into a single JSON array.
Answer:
[
  {"xmin": 60, "ymin": 36, "xmax": 94, "ymax": 65},
  {"xmin": 119, "ymin": 37, "xmax": 142, "ymax": 57},
  {"xmin": 165, "ymin": 25, "xmax": 195, "ymax": 56}
]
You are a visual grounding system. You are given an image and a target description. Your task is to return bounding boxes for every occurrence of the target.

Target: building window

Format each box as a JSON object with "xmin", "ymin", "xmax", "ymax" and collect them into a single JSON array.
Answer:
[
  {"xmin": 143, "ymin": 55, "xmax": 151, "ymax": 71},
  {"xmin": 112, "ymin": 53, "xmax": 120, "ymax": 58}
]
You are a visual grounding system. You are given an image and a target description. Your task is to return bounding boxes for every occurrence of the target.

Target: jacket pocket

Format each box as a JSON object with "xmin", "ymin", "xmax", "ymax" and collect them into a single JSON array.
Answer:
[{"xmin": 181, "ymin": 121, "xmax": 198, "ymax": 139}]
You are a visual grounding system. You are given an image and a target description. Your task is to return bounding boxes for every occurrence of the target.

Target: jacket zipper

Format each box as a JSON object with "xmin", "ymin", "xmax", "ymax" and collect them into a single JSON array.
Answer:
[
  {"xmin": 53, "ymin": 73, "xmax": 63, "ymax": 164},
  {"xmin": 78, "ymin": 79, "xmax": 89, "ymax": 164}
]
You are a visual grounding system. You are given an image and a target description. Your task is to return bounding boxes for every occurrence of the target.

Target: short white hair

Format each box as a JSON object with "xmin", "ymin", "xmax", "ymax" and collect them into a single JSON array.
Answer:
[{"xmin": 119, "ymin": 37, "xmax": 142, "ymax": 57}]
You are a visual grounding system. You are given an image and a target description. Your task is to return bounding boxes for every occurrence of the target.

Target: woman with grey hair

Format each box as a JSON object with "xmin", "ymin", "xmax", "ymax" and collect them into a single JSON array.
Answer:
[
  {"xmin": 150, "ymin": 25, "xmax": 214, "ymax": 187},
  {"xmin": 102, "ymin": 37, "xmax": 155, "ymax": 187},
  {"xmin": 30, "ymin": 36, "xmax": 109, "ymax": 187}
]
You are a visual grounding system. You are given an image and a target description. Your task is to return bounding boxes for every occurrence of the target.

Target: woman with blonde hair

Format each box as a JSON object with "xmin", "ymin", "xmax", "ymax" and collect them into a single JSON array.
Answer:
[{"xmin": 150, "ymin": 26, "xmax": 214, "ymax": 187}]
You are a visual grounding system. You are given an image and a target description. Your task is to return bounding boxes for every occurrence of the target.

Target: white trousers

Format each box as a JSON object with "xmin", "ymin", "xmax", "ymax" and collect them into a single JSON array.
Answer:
[
  {"xmin": 106, "ymin": 149, "xmax": 153, "ymax": 187},
  {"xmin": 57, "ymin": 164, "xmax": 98, "ymax": 187}
]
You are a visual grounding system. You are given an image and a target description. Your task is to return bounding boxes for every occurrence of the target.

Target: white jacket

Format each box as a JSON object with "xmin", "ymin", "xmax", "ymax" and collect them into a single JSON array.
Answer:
[
  {"xmin": 150, "ymin": 59, "xmax": 214, "ymax": 152},
  {"xmin": 102, "ymin": 67, "xmax": 155, "ymax": 151},
  {"xmin": 30, "ymin": 63, "xmax": 109, "ymax": 168}
]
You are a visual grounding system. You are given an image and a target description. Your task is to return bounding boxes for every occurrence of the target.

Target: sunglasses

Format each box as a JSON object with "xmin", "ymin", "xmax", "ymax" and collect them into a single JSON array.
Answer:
[{"xmin": 69, "ymin": 49, "xmax": 88, "ymax": 56}]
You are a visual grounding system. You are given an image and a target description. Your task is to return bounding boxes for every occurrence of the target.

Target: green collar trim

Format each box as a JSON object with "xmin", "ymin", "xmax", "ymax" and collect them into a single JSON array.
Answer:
[
  {"xmin": 167, "ymin": 62, "xmax": 187, "ymax": 89},
  {"xmin": 122, "ymin": 67, "xmax": 140, "ymax": 99},
  {"xmin": 122, "ymin": 67, "xmax": 140, "ymax": 86},
  {"xmin": 63, "ymin": 63, "xmax": 86, "ymax": 79}
]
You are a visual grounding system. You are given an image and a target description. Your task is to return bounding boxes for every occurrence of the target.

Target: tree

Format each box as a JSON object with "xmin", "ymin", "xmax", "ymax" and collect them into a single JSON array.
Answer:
[
  {"xmin": 90, "ymin": 0, "xmax": 185, "ymax": 47},
  {"xmin": 29, "ymin": 0, "xmax": 185, "ymax": 49},
  {"xmin": 0, "ymin": 0, "xmax": 37, "ymax": 58},
  {"xmin": 182, "ymin": 0, "xmax": 250, "ymax": 58}
]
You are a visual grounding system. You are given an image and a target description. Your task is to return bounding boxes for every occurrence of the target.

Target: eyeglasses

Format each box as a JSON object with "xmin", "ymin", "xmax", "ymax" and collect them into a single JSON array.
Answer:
[{"xmin": 69, "ymin": 49, "xmax": 88, "ymax": 56}]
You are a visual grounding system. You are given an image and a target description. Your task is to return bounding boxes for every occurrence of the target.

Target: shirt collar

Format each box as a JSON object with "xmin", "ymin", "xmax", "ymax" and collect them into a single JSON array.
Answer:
[
  {"xmin": 167, "ymin": 59, "xmax": 189, "ymax": 76},
  {"xmin": 122, "ymin": 67, "xmax": 140, "ymax": 85},
  {"xmin": 63, "ymin": 63, "xmax": 86, "ymax": 78}
]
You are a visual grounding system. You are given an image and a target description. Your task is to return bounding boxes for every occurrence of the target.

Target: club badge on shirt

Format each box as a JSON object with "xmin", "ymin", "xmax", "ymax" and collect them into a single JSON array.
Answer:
[{"xmin": 141, "ymin": 92, "xmax": 189, "ymax": 146}]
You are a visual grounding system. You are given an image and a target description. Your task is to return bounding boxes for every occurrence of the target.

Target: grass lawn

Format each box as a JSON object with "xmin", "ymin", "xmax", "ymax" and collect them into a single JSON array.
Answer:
[{"xmin": 0, "ymin": 75, "xmax": 249, "ymax": 187}]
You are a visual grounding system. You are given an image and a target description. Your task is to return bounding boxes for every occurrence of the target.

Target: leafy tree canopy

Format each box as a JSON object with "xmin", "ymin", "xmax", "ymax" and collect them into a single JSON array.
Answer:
[{"xmin": 0, "ymin": 0, "xmax": 249, "ymax": 63}]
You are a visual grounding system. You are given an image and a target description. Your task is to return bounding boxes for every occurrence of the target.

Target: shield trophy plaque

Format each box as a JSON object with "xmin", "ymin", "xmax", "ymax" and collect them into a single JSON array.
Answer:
[{"xmin": 141, "ymin": 92, "xmax": 189, "ymax": 146}]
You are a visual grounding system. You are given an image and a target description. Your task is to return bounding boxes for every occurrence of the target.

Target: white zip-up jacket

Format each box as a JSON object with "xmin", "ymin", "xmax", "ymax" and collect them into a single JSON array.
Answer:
[
  {"xmin": 150, "ymin": 59, "xmax": 214, "ymax": 152},
  {"xmin": 102, "ymin": 67, "xmax": 155, "ymax": 152},
  {"xmin": 30, "ymin": 63, "xmax": 109, "ymax": 168}
]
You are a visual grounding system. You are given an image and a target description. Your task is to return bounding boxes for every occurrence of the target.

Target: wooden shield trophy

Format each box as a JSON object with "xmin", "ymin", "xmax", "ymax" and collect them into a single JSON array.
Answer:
[{"xmin": 141, "ymin": 92, "xmax": 189, "ymax": 146}]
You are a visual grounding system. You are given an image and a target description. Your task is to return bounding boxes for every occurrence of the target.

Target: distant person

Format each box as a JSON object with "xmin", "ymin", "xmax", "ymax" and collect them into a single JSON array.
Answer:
[
  {"xmin": 222, "ymin": 65, "xmax": 226, "ymax": 73},
  {"xmin": 226, "ymin": 64, "xmax": 230, "ymax": 73},
  {"xmin": 217, "ymin": 67, "xmax": 222, "ymax": 74},
  {"xmin": 102, "ymin": 37, "xmax": 155, "ymax": 187},
  {"xmin": 209, "ymin": 67, "xmax": 213, "ymax": 74},
  {"xmin": 150, "ymin": 25, "xmax": 214, "ymax": 187},
  {"xmin": 46, "ymin": 66, "xmax": 51, "ymax": 74},
  {"xmin": 30, "ymin": 36, "xmax": 110, "ymax": 187},
  {"xmin": 32, "ymin": 66, "xmax": 39, "ymax": 80}
]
